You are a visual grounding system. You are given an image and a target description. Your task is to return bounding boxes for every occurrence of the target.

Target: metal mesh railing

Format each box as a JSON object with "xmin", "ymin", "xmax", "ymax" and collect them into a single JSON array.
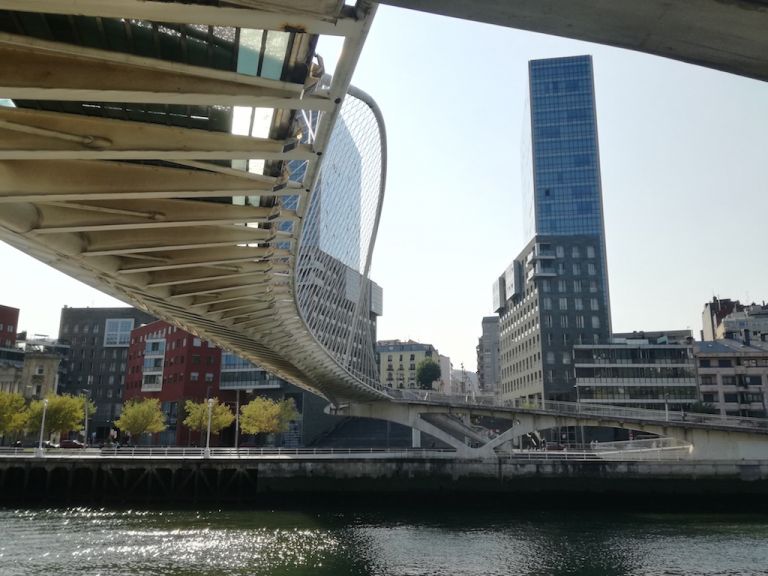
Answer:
[{"xmin": 295, "ymin": 86, "xmax": 386, "ymax": 391}]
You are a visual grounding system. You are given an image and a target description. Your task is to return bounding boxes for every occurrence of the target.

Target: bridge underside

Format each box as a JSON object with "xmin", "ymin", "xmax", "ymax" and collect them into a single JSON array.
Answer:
[
  {"xmin": 0, "ymin": 0, "xmax": 387, "ymax": 403},
  {"xmin": 380, "ymin": 0, "xmax": 768, "ymax": 82}
]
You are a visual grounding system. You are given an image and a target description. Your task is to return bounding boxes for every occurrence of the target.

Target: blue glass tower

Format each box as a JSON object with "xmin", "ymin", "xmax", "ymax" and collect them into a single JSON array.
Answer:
[{"xmin": 529, "ymin": 55, "xmax": 605, "ymax": 236}]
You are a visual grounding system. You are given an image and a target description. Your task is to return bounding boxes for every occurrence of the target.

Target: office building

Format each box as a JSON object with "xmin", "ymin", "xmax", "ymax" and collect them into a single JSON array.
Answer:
[
  {"xmin": 494, "ymin": 55, "xmax": 611, "ymax": 403},
  {"xmin": 695, "ymin": 336, "xmax": 768, "ymax": 418},
  {"xmin": 477, "ymin": 316, "xmax": 500, "ymax": 394},
  {"xmin": 57, "ymin": 306, "xmax": 156, "ymax": 440},
  {"xmin": 574, "ymin": 333, "xmax": 698, "ymax": 411}
]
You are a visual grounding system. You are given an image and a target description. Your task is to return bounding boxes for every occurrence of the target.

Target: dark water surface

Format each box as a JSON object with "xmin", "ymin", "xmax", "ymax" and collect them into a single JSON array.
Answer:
[{"xmin": 1, "ymin": 507, "xmax": 768, "ymax": 575}]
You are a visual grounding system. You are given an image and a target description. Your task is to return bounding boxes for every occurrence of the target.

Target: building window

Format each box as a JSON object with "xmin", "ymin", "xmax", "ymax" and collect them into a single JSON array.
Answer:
[
  {"xmin": 558, "ymin": 298, "xmax": 568, "ymax": 311},
  {"xmin": 193, "ymin": 337, "xmax": 201, "ymax": 347},
  {"xmin": 556, "ymin": 246, "xmax": 564, "ymax": 258},
  {"xmin": 575, "ymin": 315, "xmax": 584, "ymax": 329},
  {"xmin": 589, "ymin": 280, "xmax": 598, "ymax": 293},
  {"xmin": 587, "ymin": 263, "xmax": 596, "ymax": 276},
  {"xmin": 104, "ymin": 318, "xmax": 134, "ymax": 347},
  {"xmin": 546, "ymin": 351, "xmax": 555, "ymax": 365},
  {"xmin": 590, "ymin": 298, "xmax": 599, "ymax": 311},
  {"xmin": 562, "ymin": 352, "xmax": 571, "ymax": 364},
  {"xmin": 542, "ymin": 297, "xmax": 552, "ymax": 310},
  {"xmin": 586, "ymin": 246, "xmax": 595, "ymax": 258},
  {"xmin": 560, "ymin": 316, "xmax": 568, "ymax": 328},
  {"xmin": 544, "ymin": 315, "xmax": 553, "ymax": 328},
  {"xmin": 558, "ymin": 280, "xmax": 567, "ymax": 293},
  {"xmin": 591, "ymin": 316, "xmax": 601, "ymax": 329},
  {"xmin": 573, "ymin": 280, "xmax": 582, "ymax": 293},
  {"xmin": 541, "ymin": 279, "xmax": 551, "ymax": 293},
  {"xmin": 574, "ymin": 298, "xmax": 583, "ymax": 311},
  {"xmin": 190, "ymin": 372, "xmax": 199, "ymax": 382},
  {"xmin": 192, "ymin": 355, "xmax": 201, "ymax": 364},
  {"xmin": 205, "ymin": 373, "xmax": 214, "ymax": 383},
  {"xmin": 572, "ymin": 263, "xmax": 581, "ymax": 275},
  {"xmin": 572, "ymin": 246, "xmax": 580, "ymax": 258}
]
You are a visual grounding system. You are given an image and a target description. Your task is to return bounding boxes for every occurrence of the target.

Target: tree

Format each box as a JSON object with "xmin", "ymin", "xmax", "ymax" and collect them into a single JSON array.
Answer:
[
  {"xmin": 182, "ymin": 398, "xmax": 234, "ymax": 436},
  {"xmin": 115, "ymin": 398, "xmax": 166, "ymax": 438},
  {"xmin": 28, "ymin": 394, "xmax": 95, "ymax": 438},
  {"xmin": 240, "ymin": 397, "xmax": 298, "ymax": 436},
  {"xmin": 0, "ymin": 392, "xmax": 29, "ymax": 441},
  {"xmin": 416, "ymin": 358, "xmax": 441, "ymax": 390}
]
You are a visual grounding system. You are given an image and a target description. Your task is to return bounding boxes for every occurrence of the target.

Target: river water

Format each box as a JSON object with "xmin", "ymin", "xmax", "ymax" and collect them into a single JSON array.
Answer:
[{"xmin": 1, "ymin": 507, "xmax": 768, "ymax": 575}]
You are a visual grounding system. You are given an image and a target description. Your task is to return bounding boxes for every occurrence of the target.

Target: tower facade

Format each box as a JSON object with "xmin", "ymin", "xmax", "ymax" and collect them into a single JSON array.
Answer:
[{"xmin": 495, "ymin": 55, "xmax": 612, "ymax": 403}]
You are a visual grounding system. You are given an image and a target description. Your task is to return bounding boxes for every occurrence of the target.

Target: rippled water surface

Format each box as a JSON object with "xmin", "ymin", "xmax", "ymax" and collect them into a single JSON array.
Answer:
[{"xmin": 2, "ymin": 507, "xmax": 768, "ymax": 575}]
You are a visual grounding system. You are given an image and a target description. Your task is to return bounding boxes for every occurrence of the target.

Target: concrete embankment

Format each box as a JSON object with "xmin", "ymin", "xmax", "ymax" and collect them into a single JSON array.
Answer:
[{"xmin": 2, "ymin": 456, "xmax": 767, "ymax": 508}]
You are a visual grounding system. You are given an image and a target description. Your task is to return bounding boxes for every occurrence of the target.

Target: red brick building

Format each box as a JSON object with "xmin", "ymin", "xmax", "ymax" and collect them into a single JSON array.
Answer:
[
  {"xmin": 0, "ymin": 305, "xmax": 19, "ymax": 349},
  {"xmin": 124, "ymin": 320, "xmax": 229, "ymax": 446}
]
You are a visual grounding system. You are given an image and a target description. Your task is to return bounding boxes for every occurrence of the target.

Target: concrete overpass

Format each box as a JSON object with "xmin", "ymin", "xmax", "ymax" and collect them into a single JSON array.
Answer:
[
  {"xmin": 379, "ymin": 0, "xmax": 768, "ymax": 82},
  {"xmin": 339, "ymin": 394, "xmax": 768, "ymax": 459}
]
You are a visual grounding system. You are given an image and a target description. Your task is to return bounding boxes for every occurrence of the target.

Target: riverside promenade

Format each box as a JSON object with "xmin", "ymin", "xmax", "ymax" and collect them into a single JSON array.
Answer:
[{"xmin": 2, "ymin": 447, "xmax": 768, "ymax": 507}]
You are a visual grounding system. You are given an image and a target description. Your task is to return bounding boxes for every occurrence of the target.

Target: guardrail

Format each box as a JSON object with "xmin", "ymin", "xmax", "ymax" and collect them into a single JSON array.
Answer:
[
  {"xmin": 96, "ymin": 446, "xmax": 457, "ymax": 458},
  {"xmin": 384, "ymin": 389, "xmax": 768, "ymax": 431}
]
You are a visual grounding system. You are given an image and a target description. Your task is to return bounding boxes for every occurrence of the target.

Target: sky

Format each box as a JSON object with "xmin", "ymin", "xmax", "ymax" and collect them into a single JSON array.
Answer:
[{"xmin": 2, "ymin": 5, "xmax": 767, "ymax": 371}]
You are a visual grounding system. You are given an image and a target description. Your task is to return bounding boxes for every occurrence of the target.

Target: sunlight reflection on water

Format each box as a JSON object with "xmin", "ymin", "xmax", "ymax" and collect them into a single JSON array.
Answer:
[{"xmin": 2, "ymin": 508, "xmax": 768, "ymax": 576}]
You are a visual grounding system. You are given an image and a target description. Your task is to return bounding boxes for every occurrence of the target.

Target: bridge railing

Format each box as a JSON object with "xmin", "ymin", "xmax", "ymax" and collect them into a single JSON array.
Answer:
[
  {"xmin": 95, "ymin": 446, "xmax": 456, "ymax": 458},
  {"xmin": 383, "ymin": 389, "xmax": 768, "ymax": 430}
]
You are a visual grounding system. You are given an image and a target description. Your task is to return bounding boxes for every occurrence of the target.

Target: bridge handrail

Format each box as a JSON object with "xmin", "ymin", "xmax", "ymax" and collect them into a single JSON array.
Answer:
[
  {"xmin": 383, "ymin": 389, "xmax": 768, "ymax": 430},
  {"xmin": 96, "ymin": 446, "xmax": 456, "ymax": 458}
]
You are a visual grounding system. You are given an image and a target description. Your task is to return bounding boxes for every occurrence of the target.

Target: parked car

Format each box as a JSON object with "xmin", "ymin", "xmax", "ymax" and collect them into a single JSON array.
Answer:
[
  {"xmin": 60, "ymin": 439, "xmax": 84, "ymax": 449},
  {"xmin": 42, "ymin": 440, "xmax": 58, "ymax": 449}
]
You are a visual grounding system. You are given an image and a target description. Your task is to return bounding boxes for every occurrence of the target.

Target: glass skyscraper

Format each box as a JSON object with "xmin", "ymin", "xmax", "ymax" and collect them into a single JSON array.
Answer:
[
  {"xmin": 528, "ymin": 55, "xmax": 605, "ymax": 237},
  {"xmin": 494, "ymin": 55, "xmax": 612, "ymax": 404}
]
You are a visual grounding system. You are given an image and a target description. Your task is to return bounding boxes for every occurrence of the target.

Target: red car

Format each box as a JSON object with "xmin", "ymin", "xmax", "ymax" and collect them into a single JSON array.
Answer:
[{"xmin": 60, "ymin": 439, "xmax": 85, "ymax": 449}]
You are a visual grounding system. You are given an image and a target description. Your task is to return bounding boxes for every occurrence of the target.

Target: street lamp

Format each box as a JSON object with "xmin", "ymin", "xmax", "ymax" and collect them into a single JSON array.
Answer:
[
  {"xmin": 81, "ymin": 389, "xmax": 90, "ymax": 447},
  {"xmin": 35, "ymin": 398, "xmax": 49, "ymax": 458},
  {"xmin": 204, "ymin": 397, "xmax": 214, "ymax": 458}
]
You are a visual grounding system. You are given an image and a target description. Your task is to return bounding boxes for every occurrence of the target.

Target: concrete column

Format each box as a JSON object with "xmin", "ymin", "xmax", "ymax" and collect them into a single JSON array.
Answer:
[{"xmin": 412, "ymin": 429, "xmax": 421, "ymax": 448}]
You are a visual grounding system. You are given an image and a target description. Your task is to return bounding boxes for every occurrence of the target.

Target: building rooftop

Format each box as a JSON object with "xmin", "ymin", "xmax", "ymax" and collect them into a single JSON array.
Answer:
[{"xmin": 694, "ymin": 339, "xmax": 768, "ymax": 355}]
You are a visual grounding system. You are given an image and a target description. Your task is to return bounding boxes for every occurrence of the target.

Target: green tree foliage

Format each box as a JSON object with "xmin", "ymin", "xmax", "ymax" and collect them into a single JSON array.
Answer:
[
  {"xmin": 0, "ymin": 392, "xmax": 29, "ymax": 439},
  {"xmin": 182, "ymin": 398, "xmax": 234, "ymax": 435},
  {"xmin": 240, "ymin": 397, "xmax": 299, "ymax": 435},
  {"xmin": 115, "ymin": 398, "xmax": 166, "ymax": 437},
  {"xmin": 28, "ymin": 394, "xmax": 95, "ymax": 437},
  {"xmin": 416, "ymin": 358, "xmax": 441, "ymax": 390}
]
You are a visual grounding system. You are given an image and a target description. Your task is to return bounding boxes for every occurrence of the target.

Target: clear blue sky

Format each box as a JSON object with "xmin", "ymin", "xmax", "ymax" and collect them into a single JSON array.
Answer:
[{"xmin": 2, "ymin": 5, "xmax": 767, "ymax": 371}]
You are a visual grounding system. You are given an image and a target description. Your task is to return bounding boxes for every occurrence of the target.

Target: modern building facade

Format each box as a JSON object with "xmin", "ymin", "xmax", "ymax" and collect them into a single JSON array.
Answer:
[
  {"xmin": 376, "ymin": 339, "xmax": 439, "ymax": 389},
  {"xmin": 695, "ymin": 337, "xmax": 768, "ymax": 418},
  {"xmin": 123, "ymin": 320, "xmax": 338, "ymax": 447},
  {"xmin": 494, "ymin": 55, "xmax": 612, "ymax": 404},
  {"xmin": 477, "ymin": 316, "xmax": 500, "ymax": 394},
  {"xmin": 57, "ymin": 307, "xmax": 156, "ymax": 440},
  {"xmin": 574, "ymin": 340, "xmax": 698, "ymax": 411}
]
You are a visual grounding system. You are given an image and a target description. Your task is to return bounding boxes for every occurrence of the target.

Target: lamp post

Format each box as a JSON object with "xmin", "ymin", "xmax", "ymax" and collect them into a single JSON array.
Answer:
[
  {"xmin": 204, "ymin": 398, "xmax": 214, "ymax": 458},
  {"xmin": 664, "ymin": 393, "xmax": 670, "ymax": 422},
  {"xmin": 81, "ymin": 389, "xmax": 90, "ymax": 447},
  {"xmin": 36, "ymin": 398, "xmax": 49, "ymax": 458}
]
